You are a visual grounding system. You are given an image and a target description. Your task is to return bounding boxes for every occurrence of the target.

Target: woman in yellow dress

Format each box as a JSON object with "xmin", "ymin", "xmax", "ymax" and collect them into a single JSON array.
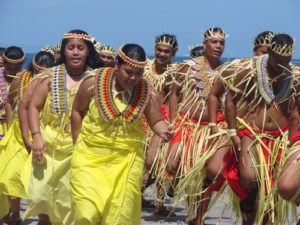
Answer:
[
  {"xmin": 0, "ymin": 51, "xmax": 55, "ymax": 225},
  {"xmin": 24, "ymin": 29, "xmax": 100, "ymax": 225},
  {"xmin": 70, "ymin": 44, "xmax": 174, "ymax": 225},
  {"xmin": 0, "ymin": 46, "xmax": 25, "ymax": 140}
]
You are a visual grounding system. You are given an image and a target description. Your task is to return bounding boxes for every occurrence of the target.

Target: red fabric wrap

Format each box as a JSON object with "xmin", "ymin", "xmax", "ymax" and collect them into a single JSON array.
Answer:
[
  {"xmin": 289, "ymin": 131, "xmax": 300, "ymax": 143},
  {"xmin": 170, "ymin": 111, "xmax": 225, "ymax": 145},
  {"xmin": 160, "ymin": 104, "xmax": 169, "ymax": 121},
  {"xmin": 168, "ymin": 111, "xmax": 226, "ymax": 189},
  {"xmin": 222, "ymin": 124, "xmax": 288, "ymax": 200}
]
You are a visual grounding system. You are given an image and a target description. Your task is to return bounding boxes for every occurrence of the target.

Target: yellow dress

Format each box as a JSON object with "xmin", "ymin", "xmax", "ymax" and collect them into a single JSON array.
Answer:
[
  {"xmin": 0, "ymin": 118, "xmax": 28, "ymax": 219},
  {"xmin": 70, "ymin": 67, "xmax": 151, "ymax": 225},
  {"xmin": 71, "ymin": 99, "xmax": 145, "ymax": 225},
  {"xmin": 0, "ymin": 70, "xmax": 31, "ymax": 217},
  {"xmin": 0, "ymin": 118, "xmax": 29, "ymax": 198},
  {"xmin": 22, "ymin": 88, "xmax": 77, "ymax": 225}
]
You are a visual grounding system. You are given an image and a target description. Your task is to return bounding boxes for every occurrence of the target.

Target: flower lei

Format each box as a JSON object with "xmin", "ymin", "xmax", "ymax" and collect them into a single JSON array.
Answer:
[
  {"xmin": 95, "ymin": 67, "xmax": 151, "ymax": 124},
  {"xmin": 254, "ymin": 54, "xmax": 293, "ymax": 104}
]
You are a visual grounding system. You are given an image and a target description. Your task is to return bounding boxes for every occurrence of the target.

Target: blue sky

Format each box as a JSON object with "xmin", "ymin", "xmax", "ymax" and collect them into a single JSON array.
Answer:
[{"xmin": 1, "ymin": 0, "xmax": 299, "ymax": 59}]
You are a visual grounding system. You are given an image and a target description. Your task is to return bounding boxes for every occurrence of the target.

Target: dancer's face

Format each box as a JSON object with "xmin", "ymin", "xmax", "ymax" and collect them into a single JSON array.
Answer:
[
  {"xmin": 99, "ymin": 53, "xmax": 115, "ymax": 67},
  {"xmin": 115, "ymin": 63, "xmax": 144, "ymax": 91},
  {"xmin": 268, "ymin": 49, "xmax": 291, "ymax": 72},
  {"xmin": 64, "ymin": 39, "xmax": 89, "ymax": 71},
  {"xmin": 204, "ymin": 34, "xmax": 225, "ymax": 59},
  {"xmin": 254, "ymin": 45, "xmax": 268, "ymax": 56},
  {"xmin": 154, "ymin": 44, "xmax": 173, "ymax": 65}
]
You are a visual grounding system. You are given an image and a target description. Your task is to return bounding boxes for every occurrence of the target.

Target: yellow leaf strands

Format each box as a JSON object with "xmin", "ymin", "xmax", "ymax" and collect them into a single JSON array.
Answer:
[
  {"xmin": 63, "ymin": 33, "xmax": 92, "ymax": 42},
  {"xmin": 118, "ymin": 48, "xmax": 147, "ymax": 69},
  {"xmin": 270, "ymin": 41, "xmax": 295, "ymax": 57},
  {"xmin": 2, "ymin": 48, "xmax": 25, "ymax": 64},
  {"xmin": 143, "ymin": 59, "xmax": 177, "ymax": 94}
]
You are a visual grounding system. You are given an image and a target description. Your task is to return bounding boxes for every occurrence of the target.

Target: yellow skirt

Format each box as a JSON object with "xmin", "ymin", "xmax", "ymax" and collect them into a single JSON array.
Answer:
[
  {"xmin": 0, "ymin": 194, "xmax": 9, "ymax": 219},
  {"xmin": 0, "ymin": 119, "xmax": 29, "ymax": 198},
  {"xmin": 71, "ymin": 146, "xmax": 144, "ymax": 225},
  {"xmin": 21, "ymin": 125, "xmax": 74, "ymax": 225}
]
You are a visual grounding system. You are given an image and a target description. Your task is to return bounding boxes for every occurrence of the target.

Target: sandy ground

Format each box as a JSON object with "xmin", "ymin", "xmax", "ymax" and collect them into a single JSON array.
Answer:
[
  {"xmin": 1, "ymin": 185, "xmax": 243, "ymax": 225},
  {"xmin": 2, "ymin": 185, "xmax": 299, "ymax": 224}
]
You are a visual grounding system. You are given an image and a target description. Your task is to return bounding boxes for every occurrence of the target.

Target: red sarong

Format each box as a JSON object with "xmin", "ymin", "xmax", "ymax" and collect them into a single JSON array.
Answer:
[
  {"xmin": 170, "ymin": 111, "xmax": 225, "ymax": 144},
  {"xmin": 160, "ymin": 104, "xmax": 169, "ymax": 121},
  {"xmin": 168, "ymin": 111, "xmax": 226, "ymax": 180},
  {"xmin": 289, "ymin": 131, "xmax": 300, "ymax": 143},
  {"xmin": 222, "ymin": 124, "xmax": 288, "ymax": 200}
]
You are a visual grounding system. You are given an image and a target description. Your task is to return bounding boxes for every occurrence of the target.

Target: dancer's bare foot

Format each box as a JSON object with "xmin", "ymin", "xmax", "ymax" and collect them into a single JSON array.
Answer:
[{"xmin": 37, "ymin": 214, "xmax": 51, "ymax": 225}]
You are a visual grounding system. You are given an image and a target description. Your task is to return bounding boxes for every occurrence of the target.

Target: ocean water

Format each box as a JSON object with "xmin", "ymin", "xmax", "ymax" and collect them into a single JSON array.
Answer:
[{"xmin": 23, "ymin": 53, "xmax": 300, "ymax": 68}]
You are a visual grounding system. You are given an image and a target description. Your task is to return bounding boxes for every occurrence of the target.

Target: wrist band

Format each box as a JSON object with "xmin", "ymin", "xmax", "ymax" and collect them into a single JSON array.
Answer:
[
  {"xmin": 228, "ymin": 129, "xmax": 237, "ymax": 137},
  {"xmin": 32, "ymin": 131, "xmax": 41, "ymax": 137},
  {"xmin": 208, "ymin": 122, "xmax": 217, "ymax": 127}
]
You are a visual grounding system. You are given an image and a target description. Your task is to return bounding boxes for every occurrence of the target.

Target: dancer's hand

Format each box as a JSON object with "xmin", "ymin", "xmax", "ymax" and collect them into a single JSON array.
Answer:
[
  {"xmin": 210, "ymin": 125, "xmax": 219, "ymax": 135},
  {"xmin": 31, "ymin": 134, "xmax": 46, "ymax": 164},
  {"xmin": 160, "ymin": 126, "xmax": 175, "ymax": 143},
  {"xmin": 231, "ymin": 135, "xmax": 241, "ymax": 152}
]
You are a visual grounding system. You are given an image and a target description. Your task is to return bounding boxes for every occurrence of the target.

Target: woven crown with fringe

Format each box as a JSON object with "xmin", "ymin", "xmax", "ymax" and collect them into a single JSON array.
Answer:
[
  {"xmin": 188, "ymin": 44, "xmax": 203, "ymax": 51},
  {"xmin": 91, "ymin": 37, "xmax": 101, "ymax": 53},
  {"xmin": 253, "ymin": 32, "xmax": 274, "ymax": 48},
  {"xmin": 41, "ymin": 45, "xmax": 54, "ymax": 55},
  {"xmin": 270, "ymin": 41, "xmax": 295, "ymax": 57},
  {"xmin": 203, "ymin": 27, "xmax": 228, "ymax": 41},
  {"xmin": 53, "ymin": 43, "xmax": 61, "ymax": 51},
  {"xmin": 155, "ymin": 35, "xmax": 178, "ymax": 51},
  {"xmin": 99, "ymin": 45, "xmax": 116, "ymax": 57}
]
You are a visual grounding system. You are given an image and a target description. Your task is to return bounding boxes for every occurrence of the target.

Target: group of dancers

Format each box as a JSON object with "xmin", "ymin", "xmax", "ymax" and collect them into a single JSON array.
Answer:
[{"xmin": 0, "ymin": 27, "xmax": 299, "ymax": 225}]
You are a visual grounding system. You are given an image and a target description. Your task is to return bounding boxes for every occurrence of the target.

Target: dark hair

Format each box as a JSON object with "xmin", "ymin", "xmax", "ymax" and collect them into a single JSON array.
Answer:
[
  {"xmin": 155, "ymin": 33, "xmax": 179, "ymax": 56},
  {"xmin": 253, "ymin": 31, "xmax": 274, "ymax": 51},
  {"xmin": 116, "ymin": 44, "xmax": 146, "ymax": 66},
  {"xmin": 0, "ymin": 48, "xmax": 5, "ymax": 55},
  {"xmin": 3, "ymin": 46, "xmax": 25, "ymax": 60},
  {"xmin": 28, "ymin": 51, "xmax": 55, "ymax": 73},
  {"xmin": 190, "ymin": 45, "xmax": 204, "ymax": 58},
  {"xmin": 271, "ymin": 33, "xmax": 294, "ymax": 47},
  {"xmin": 57, "ymin": 29, "xmax": 100, "ymax": 69}
]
